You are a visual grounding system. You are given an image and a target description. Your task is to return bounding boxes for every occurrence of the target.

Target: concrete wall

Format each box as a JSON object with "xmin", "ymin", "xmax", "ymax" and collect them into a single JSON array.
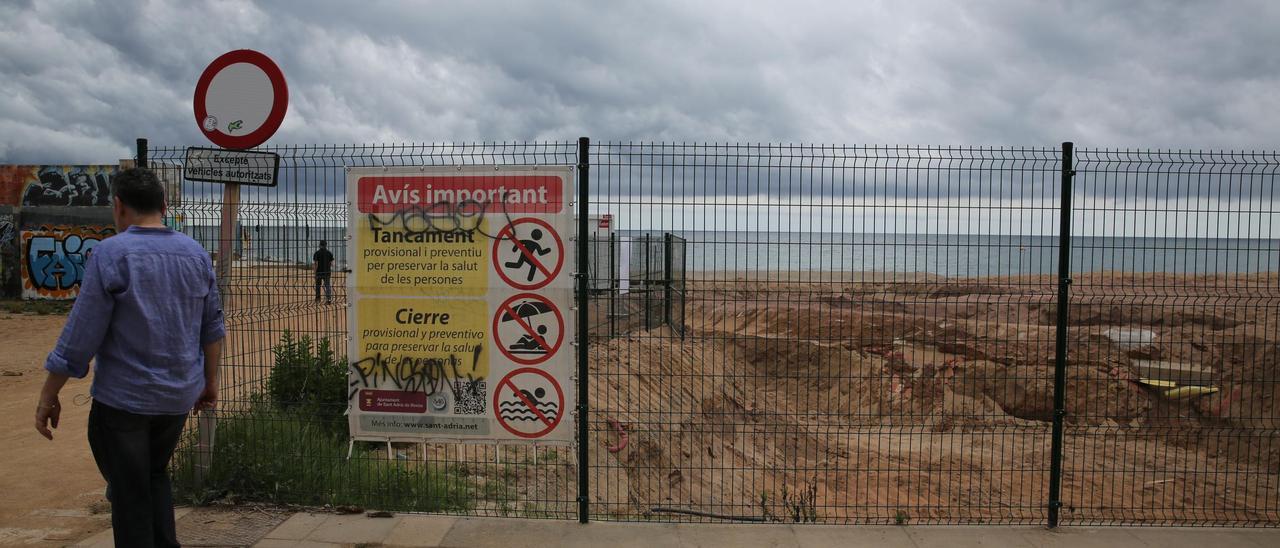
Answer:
[
  {"xmin": 0, "ymin": 205, "xmax": 17, "ymax": 298},
  {"xmin": 0, "ymin": 165, "xmax": 118, "ymax": 207},
  {"xmin": 0, "ymin": 165, "xmax": 122, "ymax": 300},
  {"xmin": 0, "ymin": 163, "xmax": 185, "ymax": 299}
]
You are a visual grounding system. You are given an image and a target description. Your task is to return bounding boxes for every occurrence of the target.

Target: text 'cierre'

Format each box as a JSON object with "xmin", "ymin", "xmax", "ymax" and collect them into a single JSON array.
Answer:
[{"xmin": 396, "ymin": 308, "xmax": 451, "ymax": 325}]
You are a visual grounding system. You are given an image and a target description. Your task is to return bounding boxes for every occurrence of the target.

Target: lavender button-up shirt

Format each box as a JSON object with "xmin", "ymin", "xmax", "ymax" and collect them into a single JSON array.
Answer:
[{"xmin": 44, "ymin": 226, "xmax": 226, "ymax": 415}]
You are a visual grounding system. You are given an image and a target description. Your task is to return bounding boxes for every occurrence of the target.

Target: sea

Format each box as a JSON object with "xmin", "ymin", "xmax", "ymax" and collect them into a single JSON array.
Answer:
[{"xmin": 181, "ymin": 225, "xmax": 1279, "ymax": 278}]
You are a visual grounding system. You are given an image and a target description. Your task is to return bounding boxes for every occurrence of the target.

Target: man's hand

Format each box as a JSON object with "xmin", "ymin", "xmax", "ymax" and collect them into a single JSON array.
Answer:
[
  {"xmin": 198, "ymin": 339, "xmax": 222, "ymax": 411},
  {"xmin": 35, "ymin": 373, "xmax": 69, "ymax": 440},
  {"xmin": 35, "ymin": 396, "xmax": 61, "ymax": 440},
  {"xmin": 195, "ymin": 380, "xmax": 218, "ymax": 411}
]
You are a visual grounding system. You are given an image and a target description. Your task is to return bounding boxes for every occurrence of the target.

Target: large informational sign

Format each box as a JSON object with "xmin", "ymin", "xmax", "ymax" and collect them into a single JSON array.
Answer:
[{"xmin": 347, "ymin": 165, "xmax": 576, "ymax": 444}]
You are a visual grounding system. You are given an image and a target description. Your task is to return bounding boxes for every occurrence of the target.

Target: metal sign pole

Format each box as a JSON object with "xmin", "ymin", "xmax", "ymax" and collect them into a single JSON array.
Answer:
[
  {"xmin": 203, "ymin": 180, "xmax": 238, "ymax": 489},
  {"xmin": 189, "ymin": 48, "xmax": 287, "ymax": 493},
  {"xmin": 216, "ymin": 183, "xmax": 241, "ymax": 296}
]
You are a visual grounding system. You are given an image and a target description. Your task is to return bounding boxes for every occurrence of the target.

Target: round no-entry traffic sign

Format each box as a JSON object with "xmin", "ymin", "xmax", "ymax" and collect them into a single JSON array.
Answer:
[
  {"xmin": 194, "ymin": 49, "xmax": 288, "ymax": 150},
  {"xmin": 494, "ymin": 368, "xmax": 565, "ymax": 439},
  {"xmin": 492, "ymin": 293, "xmax": 565, "ymax": 366},
  {"xmin": 492, "ymin": 218, "xmax": 565, "ymax": 290}
]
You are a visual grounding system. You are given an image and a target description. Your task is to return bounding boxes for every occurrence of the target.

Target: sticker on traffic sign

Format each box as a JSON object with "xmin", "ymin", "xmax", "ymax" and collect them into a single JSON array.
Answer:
[
  {"xmin": 494, "ymin": 368, "xmax": 565, "ymax": 439},
  {"xmin": 194, "ymin": 49, "xmax": 289, "ymax": 150},
  {"xmin": 493, "ymin": 293, "xmax": 564, "ymax": 365},
  {"xmin": 492, "ymin": 218, "xmax": 564, "ymax": 290}
]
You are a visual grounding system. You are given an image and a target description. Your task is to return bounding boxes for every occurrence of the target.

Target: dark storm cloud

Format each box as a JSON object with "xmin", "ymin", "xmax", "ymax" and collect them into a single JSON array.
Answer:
[{"xmin": 1, "ymin": 0, "xmax": 1278, "ymax": 186}]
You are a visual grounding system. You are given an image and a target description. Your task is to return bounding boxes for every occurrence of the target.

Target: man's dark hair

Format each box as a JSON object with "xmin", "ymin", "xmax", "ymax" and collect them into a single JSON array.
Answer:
[
  {"xmin": 319, "ymin": 240, "xmax": 327, "ymax": 248},
  {"xmin": 111, "ymin": 168, "xmax": 165, "ymax": 214}
]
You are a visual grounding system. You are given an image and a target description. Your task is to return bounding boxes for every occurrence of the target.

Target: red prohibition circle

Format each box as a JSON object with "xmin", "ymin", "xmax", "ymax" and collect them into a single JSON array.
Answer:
[
  {"xmin": 491, "ymin": 217, "xmax": 565, "ymax": 290},
  {"xmin": 193, "ymin": 49, "xmax": 289, "ymax": 150},
  {"xmin": 493, "ymin": 367, "xmax": 565, "ymax": 439},
  {"xmin": 492, "ymin": 293, "xmax": 565, "ymax": 366}
]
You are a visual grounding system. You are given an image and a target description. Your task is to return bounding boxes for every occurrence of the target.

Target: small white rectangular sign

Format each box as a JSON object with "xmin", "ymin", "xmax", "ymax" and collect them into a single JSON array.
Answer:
[{"xmin": 184, "ymin": 147, "xmax": 280, "ymax": 186}]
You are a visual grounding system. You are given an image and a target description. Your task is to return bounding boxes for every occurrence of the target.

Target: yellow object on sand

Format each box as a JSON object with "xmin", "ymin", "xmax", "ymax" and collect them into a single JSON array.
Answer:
[
  {"xmin": 1138, "ymin": 378, "xmax": 1178, "ymax": 388},
  {"xmin": 1163, "ymin": 386, "xmax": 1219, "ymax": 400}
]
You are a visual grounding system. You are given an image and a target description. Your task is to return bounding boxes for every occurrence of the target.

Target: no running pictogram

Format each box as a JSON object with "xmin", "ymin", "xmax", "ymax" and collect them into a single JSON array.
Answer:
[{"xmin": 492, "ymin": 218, "xmax": 564, "ymax": 290}]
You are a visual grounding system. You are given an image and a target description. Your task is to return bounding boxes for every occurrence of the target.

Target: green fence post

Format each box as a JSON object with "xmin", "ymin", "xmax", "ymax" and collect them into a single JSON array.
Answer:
[
  {"xmin": 1048, "ymin": 141, "xmax": 1075, "ymax": 528},
  {"xmin": 576, "ymin": 137, "xmax": 591, "ymax": 524}
]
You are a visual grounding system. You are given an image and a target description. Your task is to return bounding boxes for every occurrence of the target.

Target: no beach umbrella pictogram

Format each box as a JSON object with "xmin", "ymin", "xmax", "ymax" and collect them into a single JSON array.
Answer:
[
  {"xmin": 494, "ymin": 368, "xmax": 565, "ymax": 439},
  {"xmin": 492, "ymin": 218, "xmax": 564, "ymax": 290},
  {"xmin": 493, "ymin": 293, "xmax": 565, "ymax": 366}
]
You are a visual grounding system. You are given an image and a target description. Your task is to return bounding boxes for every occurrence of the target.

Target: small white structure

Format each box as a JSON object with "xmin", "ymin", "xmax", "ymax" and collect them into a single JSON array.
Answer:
[
  {"xmin": 1102, "ymin": 327, "xmax": 1156, "ymax": 349},
  {"xmin": 580, "ymin": 214, "xmax": 628, "ymax": 293}
]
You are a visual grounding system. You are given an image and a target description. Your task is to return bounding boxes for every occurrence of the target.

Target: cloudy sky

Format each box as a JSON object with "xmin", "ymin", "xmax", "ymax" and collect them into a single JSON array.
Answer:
[{"xmin": 2, "ymin": 0, "xmax": 1279, "ymax": 165}]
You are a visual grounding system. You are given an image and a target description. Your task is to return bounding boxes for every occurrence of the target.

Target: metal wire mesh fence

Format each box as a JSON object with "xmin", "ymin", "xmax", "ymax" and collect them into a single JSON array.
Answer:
[
  {"xmin": 1060, "ymin": 149, "xmax": 1280, "ymax": 525},
  {"xmin": 159, "ymin": 143, "xmax": 583, "ymax": 519},
  {"xmin": 146, "ymin": 140, "xmax": 1277, "ymax": 527},
  {"xmin": 589, "ymin": 143, "xmax": 1063, "ymax": 525}
]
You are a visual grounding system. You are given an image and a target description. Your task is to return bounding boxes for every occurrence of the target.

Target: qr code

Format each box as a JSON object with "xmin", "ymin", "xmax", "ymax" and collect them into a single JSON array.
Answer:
[{"xmin": 453, "ymin": 380, "xmax": 486, "ymax": 415}]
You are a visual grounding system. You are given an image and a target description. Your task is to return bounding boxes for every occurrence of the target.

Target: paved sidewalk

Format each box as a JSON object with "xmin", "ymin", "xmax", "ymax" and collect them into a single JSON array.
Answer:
[{"xmin": 74, "ymin": 512, "xmax": 1280, "ymax": 547}]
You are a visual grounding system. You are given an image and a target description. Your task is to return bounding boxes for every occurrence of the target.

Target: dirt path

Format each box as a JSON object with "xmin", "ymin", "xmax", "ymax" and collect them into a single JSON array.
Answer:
[{"xmin": 0, "ymin": 312, "xmax": 110, "ymax": 546}]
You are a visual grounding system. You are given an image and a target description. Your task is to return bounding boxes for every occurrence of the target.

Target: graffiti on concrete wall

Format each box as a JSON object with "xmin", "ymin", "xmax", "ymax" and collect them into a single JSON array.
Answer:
[
  {"xmin": 0, "ymin": 212, "xmax": 15, "ymax": 292},
  {"xmin": 0, "ymin": 214, "xmax": 14, "ymax": 250},
  {"xmin": 0, "ymin": 165, "xmax": 118, "ymax": 207},
  {"xmin": 21, "ymin": 225, "xmax": 116, "ymax": 299}
]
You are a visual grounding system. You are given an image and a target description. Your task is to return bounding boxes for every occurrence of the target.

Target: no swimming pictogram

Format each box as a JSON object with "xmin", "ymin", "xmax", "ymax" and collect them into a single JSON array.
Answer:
[
  {"xmin": 494, "ymin": 368, "xmax": 565, "ymax": 439},
  {"xmin": 492, "ymin": 293, "xmax": 565, "ymax": 366},
  {"xmin": 492, "ymin": 218, "xmax": 564, "ymax": 290}
]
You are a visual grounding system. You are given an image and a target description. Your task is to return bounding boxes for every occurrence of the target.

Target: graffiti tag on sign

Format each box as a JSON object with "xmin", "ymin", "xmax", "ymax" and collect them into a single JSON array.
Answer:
[{"xmin": 21, "ymin": 225, "xmax": 116, "ymax": 299}]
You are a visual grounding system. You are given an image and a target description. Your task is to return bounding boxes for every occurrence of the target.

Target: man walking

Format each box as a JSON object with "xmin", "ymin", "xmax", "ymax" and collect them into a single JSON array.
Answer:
[
  {"xmin": 313, "ymin": 239, "xmax": 334, "ymax": 303},
  {"xmin": 34, "ymin": 167, "xmax": 225, "ymax": 548}
]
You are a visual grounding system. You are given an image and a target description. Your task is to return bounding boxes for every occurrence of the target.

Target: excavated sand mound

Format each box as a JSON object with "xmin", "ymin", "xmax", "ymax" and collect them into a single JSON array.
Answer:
[{"xmin": 583, "ymin": 273, "xmax": 1280, "ymax": 522}]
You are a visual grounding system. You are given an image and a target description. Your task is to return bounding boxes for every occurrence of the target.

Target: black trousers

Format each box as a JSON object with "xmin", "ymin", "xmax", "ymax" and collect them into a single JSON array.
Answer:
[
  {"xmin": 315, "ymin": 272, "xmax": 333, "ymax": 301},
  {"xmin": 88, "ymin": 400, "xmax": 188, "ymax": 548}
]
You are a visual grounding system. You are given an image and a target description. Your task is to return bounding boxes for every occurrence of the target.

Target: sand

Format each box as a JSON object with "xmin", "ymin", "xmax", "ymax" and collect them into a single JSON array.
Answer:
[
  {"xmin": 581, "ymin": 271, "xmax": 1280, "ymax": 523},
  {"xmin": 0, "ymin": 313, "xmax": 110, "ymax": 546},
  {"xmin": 3, "ymin": 266, "xmax": 1277, "ymax": 531}
]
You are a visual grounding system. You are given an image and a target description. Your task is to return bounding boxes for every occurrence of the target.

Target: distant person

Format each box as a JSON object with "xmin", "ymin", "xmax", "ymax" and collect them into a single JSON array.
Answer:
[
  {"xmin": 34, "ymin": 167, "xmax": 225, "ymax": 548},
  {"xmin": 313, "ymin": 239, "xmax": 335, "ymax": 303}
]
